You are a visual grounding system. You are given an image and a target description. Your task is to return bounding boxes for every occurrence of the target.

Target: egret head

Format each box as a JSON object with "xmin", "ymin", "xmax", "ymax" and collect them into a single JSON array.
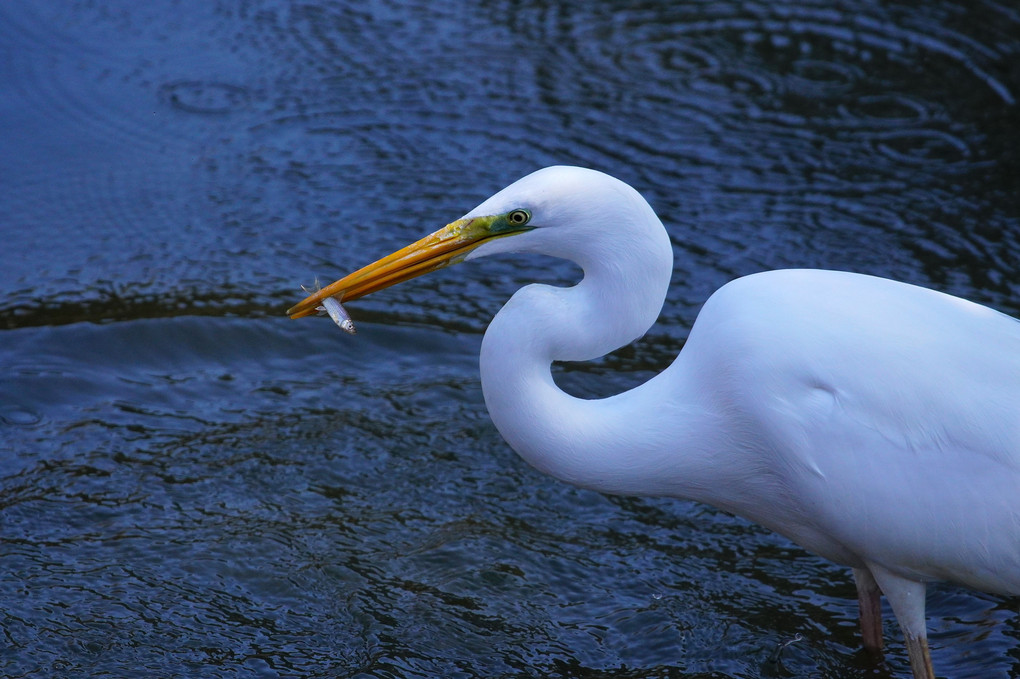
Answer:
[{"xmin": 287, "ymin": 166, "xmax": 658, "ymax": 319}]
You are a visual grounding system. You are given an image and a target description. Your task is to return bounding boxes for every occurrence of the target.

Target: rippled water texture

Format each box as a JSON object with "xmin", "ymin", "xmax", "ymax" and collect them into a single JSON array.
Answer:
[{"xmin": 1, "ymin": 1, "xmax": 1018, "ymax": 677}]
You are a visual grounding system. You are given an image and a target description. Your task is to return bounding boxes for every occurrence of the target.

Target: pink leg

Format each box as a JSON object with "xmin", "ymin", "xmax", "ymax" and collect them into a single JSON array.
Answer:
[
  {"xmin": 867, "ymin": 563, "xmax": 935, "ymax": 679},
  {"xmin": 853, "ymin": 567, "xmax": 884, "ymax": 652}
]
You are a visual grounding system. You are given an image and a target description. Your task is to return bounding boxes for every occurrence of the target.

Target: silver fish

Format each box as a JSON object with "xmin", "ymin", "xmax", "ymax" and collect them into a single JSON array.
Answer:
[
  {"xmin": 319, "ymin": 295, "xmax": 356, "ymax": 334},
  {"xmin": 301, "ymin": 279, "xmax": 356, "ymax": 334}
]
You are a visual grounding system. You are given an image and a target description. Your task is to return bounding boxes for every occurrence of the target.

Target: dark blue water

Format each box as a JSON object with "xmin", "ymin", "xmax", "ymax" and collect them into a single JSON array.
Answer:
[{"xmin": 1, "ymin": 2, "xmax": 1018, "ymax": 677}]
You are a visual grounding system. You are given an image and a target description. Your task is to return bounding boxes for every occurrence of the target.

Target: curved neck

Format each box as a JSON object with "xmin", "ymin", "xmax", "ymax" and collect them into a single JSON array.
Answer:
[{"xmin": 478, "ymin": 215, "xmax": 729, "ymax": 498}]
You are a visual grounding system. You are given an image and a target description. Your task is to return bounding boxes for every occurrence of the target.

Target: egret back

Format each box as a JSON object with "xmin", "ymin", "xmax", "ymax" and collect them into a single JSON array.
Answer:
[{"xmin": 660, "ymin": 269, "xmax": 1020, "ymax": 593}]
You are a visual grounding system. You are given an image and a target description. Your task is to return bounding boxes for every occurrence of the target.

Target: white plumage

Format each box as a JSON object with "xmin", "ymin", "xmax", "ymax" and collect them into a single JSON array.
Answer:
[{"xmin": 290, "ymin": 166, "xmax": 1020, "ymax": 679}]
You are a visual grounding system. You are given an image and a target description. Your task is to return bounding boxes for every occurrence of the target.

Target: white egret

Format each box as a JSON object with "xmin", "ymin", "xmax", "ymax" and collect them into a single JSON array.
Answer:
[{"xmin": 289, "ymin": 166, "xmax": 1020, "ymax": 679}]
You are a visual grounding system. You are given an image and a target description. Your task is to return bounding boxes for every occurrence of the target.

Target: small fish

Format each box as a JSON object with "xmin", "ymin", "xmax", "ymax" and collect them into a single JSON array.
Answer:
[
  {"xmin": 320, "ymin": 295, "xmax": 356, "ymax": 334},
  {"xmin": 301, "ymin": 279, "xmax": 356, "ymax": 334}
]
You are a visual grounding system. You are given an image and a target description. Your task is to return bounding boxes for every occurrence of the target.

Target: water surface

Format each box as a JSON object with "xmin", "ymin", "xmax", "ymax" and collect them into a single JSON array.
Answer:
[{"xmin": 1, "ymin": 1, "xmax": 1018, "ymax": 677}]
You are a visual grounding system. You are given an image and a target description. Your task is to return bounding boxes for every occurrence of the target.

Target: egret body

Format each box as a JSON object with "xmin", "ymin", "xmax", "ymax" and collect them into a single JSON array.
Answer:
[{"xmin": 289, "ymin": 166, "xmax": 1020, "ymax": 679}]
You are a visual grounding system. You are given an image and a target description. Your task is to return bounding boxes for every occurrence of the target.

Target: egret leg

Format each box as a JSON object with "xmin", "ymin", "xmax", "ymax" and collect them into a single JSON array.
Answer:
[
  {"xmin": 903, "ymin": 635, "xmax": 935, "ymax": 679},
  {"xmin": 853, "ymin": 566, "xmax": 884, "ymax": 652},
  {"xmin": 867, "ymin": 563, "xmax": 934, "ymax": 679}
]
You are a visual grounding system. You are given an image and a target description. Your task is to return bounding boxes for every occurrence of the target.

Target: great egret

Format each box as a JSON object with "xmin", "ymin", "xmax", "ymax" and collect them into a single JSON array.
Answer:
[{"xmin": 289, "ymin": 166, "xmax": 1020, "ymax": 679}]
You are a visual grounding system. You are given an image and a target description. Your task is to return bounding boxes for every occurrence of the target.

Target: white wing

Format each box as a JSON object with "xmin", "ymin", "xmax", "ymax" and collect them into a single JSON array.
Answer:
[{"xmin": 687, "ymin": 269, "xmax": 1020, "ymax": 593}]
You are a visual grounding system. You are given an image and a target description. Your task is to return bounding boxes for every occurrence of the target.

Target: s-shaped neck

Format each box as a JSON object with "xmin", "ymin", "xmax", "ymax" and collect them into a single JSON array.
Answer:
[{"xmin": 477, "ymin": 207, "xmax": 720, "ymax": 496}]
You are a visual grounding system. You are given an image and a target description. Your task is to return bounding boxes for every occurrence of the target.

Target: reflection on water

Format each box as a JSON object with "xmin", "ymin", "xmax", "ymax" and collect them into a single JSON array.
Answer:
[{"xmin": 1, "ymin": 1, "xmax": 1018, "ymax": 677}]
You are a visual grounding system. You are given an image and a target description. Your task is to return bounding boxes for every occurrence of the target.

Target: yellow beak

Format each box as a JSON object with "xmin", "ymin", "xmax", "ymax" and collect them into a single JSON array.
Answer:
[{"xmin": 287, "ymin": 214, "xmax": 521, "ymax": 320}]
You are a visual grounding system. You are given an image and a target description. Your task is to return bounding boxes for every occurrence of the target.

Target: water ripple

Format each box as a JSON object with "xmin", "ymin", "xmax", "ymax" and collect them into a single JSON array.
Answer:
[
  {"xmin": 2, "ymin": 1, "xmax": 1019, "ymax": 677},
  {"xmin": 160, "ymin": 81, "xmax": 251, "ymax": 115},
  {"xmin": 870, "ymin": 127, "xmax": 973, "ymax": 166}
]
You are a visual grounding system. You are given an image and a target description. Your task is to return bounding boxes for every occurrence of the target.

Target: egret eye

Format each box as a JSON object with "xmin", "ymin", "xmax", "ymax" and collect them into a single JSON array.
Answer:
[{"xmin": 506, "ymin": 209, "xmax": 531, "ymax": 226}]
